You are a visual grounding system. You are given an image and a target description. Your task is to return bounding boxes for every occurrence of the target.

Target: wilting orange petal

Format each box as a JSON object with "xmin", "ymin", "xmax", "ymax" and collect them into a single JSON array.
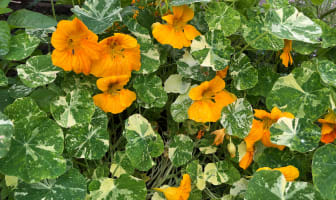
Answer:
[
  {"xmin": 211, "ymin": 129, "xmax": 226, "ymax": 146},
  {"xmin": 216, "ymin": 66, "xmax": 229, "ymax": 79},
  {"xmin": 321, "ymin": 129, "xmax": 336, "ymax": 144}
]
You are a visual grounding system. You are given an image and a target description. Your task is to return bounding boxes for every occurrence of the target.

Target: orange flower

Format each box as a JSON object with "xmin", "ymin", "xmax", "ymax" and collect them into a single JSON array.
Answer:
[
  {"xmin": 244, "ymin": 119, "xmax": 264, "ymax": 152},
  {"xmin": 152, "ymin": 5, "xmax": 201, "ymax": 49},
  {"xmin": 51, "ymin": 18, "xmax": 101, "ymax": 75},
  {"xmin": 90, "ymin": 33, "xmax": 141, "ymax": 77},
  {"xmin": 211, "ymin": 129, "xmax": 226, "ymax": 146},
  {"xmin": 254, "ymin": 107, "xmax": 294, "ymax": 150},
  {"xmin": 280, "ymin": 39, "xmax": 293, "ymax": 67},
  {"xmin": 93, "ymin": 76, "xmax": 136, "ymax": 114},
  {"xmin": 154, "ymin": 174, "xmax": 191, "ymax": 200},
  {"xmin": 318, "ymin": 111, "xmax": 336, "ymax": 143},
  {"xmin": 188, "ymin": 76, "xmax": 236, "ymax": 123},
  {"xmin": 257, "ymin": 165, "xmax": 299, "ymax": 182},
  {"xmin": 239, "ymin": 151, "xmax": 254, "ymax": 170},
  {"xmin": 216, "ymin": 66, "xmax": 229, "ymax": 79}
]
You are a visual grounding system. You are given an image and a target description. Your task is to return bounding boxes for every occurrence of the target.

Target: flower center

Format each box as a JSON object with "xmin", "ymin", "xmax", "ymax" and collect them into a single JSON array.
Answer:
[
  {"xmin": 108, "ymin": 40, "xmax": 125, "ymax": 59},
  {"xmin": 263, "ymin": 118, "xmax": 276, "ymax": 130},
  {"xmin": 202, "ymin": 90, "xmax": 216, "ymax": 100},
  {"xmin": 107, "ymin": 82, "xmax": 123, "ymax": 94},
  {"xmin": 173, "ymin": 19, "xmax": 186, "ymax": 31}
]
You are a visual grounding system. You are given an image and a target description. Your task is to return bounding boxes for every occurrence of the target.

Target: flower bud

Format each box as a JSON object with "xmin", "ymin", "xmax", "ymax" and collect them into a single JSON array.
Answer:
[{"xmin": 227, "ymin": 142, "xmax": 236, "ymax": 158}]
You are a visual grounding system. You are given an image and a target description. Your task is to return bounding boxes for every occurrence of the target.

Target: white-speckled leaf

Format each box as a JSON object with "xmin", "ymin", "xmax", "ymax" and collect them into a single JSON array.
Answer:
[
  {"xmin": 170, "ymin": 88, "xmax": 193, "ymax": 123},
  {"xmin": 186, "ymin": 160, "xmax": 206, "ymax": 190},
  {"xmin": 265, "ymin": 6, "xmax": 322, "ymax": 43},
  {"xmin": 204, "ymin": 161, "xmax": 240, "ymax": 185},
  {"xmin": 65, "ymin": 108, "xmax": 109, "ymax": 160},
  {"xmin": 89, "ymin": 175, "xmax": 147, "ymax": 200},
  {"xmin": 3, "ymin": 33, "xmax": 40, "ymax": 61},
  {"xmin": 17, "ymin": 55, "xmax": 61, "ymax": 88},
  {"xmin": 0, "ymin": 112, "xmax": 13, "ymax": 158},
  {"xmin": 164, "ymin": 74, "xmax": 190, "ymax": 94},
  {"xmin": 71, "ymin": 0, "xmax": 122, "ymax": 34},
  {"xmin": 190, "ymin": 30, "xmax": 234, "ymax": 71},
  {"xmin": 110, "ymin": 151, "xmax": 135, "ymax": 178},
  {"xmin": 50, "ymin": 89, "xmax": 95, "ymax": 128},
  {"xmin": 15, "ymin": 169, "xmax": 86, "ymax": 200},
  {"xmin": 8, "ymin": 81, "xmax": 34, "ymax": 99},
  {"xmin": 61, "ymin": 73, "xmax": 97, "ymax": 94},
  {"xmin": 230, "ymin": 178, "xmax": 248, "ymax": 198},
  {"xmin": 220, "ymin": 98, "xmax": 253, "ymax": 139},
  {"xmin": 314, "ymin": 19, "xmax": 336, "ymax": 48},
  {"xmin": 0, "ymin": 21, "xmax": 10, "ymax": 56},
  {"xmin": 230, "ymin": 53, "xmax": 258, "ymax": 90},
  {"xmin": 169, "ymin": 135, "xmax": 193, "ymax": 167},
  {"xmin": 123, "ymin": 114, "xmax": 164, "ymax": 171},
  {"xmin": 316, "ymin": 59, "xmax": 336, "ymax": 88}
]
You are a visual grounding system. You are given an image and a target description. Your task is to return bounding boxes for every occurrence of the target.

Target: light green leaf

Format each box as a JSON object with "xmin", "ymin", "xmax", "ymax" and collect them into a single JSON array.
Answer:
[
  {"xmin": 17, "ymin": 55, "xmax": 61, "ymax": 88},
  {"xmin": 242, "ymin": 17, "xmax": 284, "ymax": 51},
  {"xmin": 311, "ymin": 0, "xmax": 324, "ymax": 5},
  {"xmin": 190, "ymin": 30, "xmax": 234, "ymax": 71},
  {"xmin": 170, "ymin": 88, "xmax": 193, "ymax": 123},
  {"xmin": 7, "ymin": 9, "xmax": 56, "ymax": 29},
  {"xmin": 314, "ymin": 19, "xmax": 336, "ymax": 48},
  {"xmin": 4, "ymin": 97, "xmax": 46, "ymax": 123},
  {"xmin": 177, "ymin": 51, "xmax": 216, "ymax": 82},
  {"xmin": 170, "ymin": 0, "xmax": 211, "ymax": 5},
  {"xmin": 110, "ymin": 151, "xmax": 135, "ymax": 178},
  {"xmin": 0, "ymin": 112, "xmax": 13, "ymax": 158},
  {"xmin": 5, "ymin": 175, "xmax": 18, "ymax": 187},
  {"xmin": 0, "ymin": 69, "xmax": 8, "ymax": 87},
  {"xmin": 133, "ymin": 74, "xmax": 168, "ymax": 108},
  {"xmin": 265, "ymin": 6, "xmax": 322, "ymax": 43},
  {"xmin": 204, "ymin": 161, "xmax": 240, "ymax": 185},
  {"xmin": 0, "ymin": 21, "xmax": 10, "ymax": 56},
  {"xmin": 205, "ymin": 2, "xmax": 241, "ymax": 36},
  {"xmin": 230, "ymin": 53, "xmax": 258, "ymax": 90},
  {"xmin": 15, "ymin": 169, "xmax": 86, "ymax": 200},
  {"xmin": 65, "ymin": 108, "xmax": 109, "ymax": 160},
  {"xmin": 123, "ymin": 114, "xmax": 164, "ymax": 171},
  {"xmin": 186, "ymin": 160, "xmax": 206, "ymax": 190},
  {"xmin": 71, "ymin": 0, "xmax": 122, "ymax": 34},
  {"xmin": 164, "ymin": 74, "xmax": 190, "ymax": 94},
  {"xmin": 270, "ymin": 117, "xmax": 321, "ymax": 153},
  {"xmin": 266, "ymin": 0, "xmax": 289, "ymax": 8},
  {"xmin": 312, "ymin": 144, "xmax": 336, "ymax": 200},
  {"xmin": 220, "ymin": 98, "xmax": 253, "ymax": 139},
  {"xmin": 198, "ymin": 136, "xmax": 217, "ymax": 154},
  {"xmin": 3, "ymin": 33, "xmax": 40, "ymax": 61},
  {"xmin": 266, "ymin": 64, "xmax": 329, "ymax": 120},
  {"xmin": 89, "ymin": 175, "xmax": 147, "ymax": 200},
  {"xmin": 169, "ymin": 135, "xmax": 194, "ymax": 167},
  {"xmin": 50, "ymin": 89, "xmax": 96, "ymax": 128},
  {"xmin": 230, "ymin": 178, "xmax": 248, "ymax": 198},
  {"xmin": 292, "ymin": 40, "xmax": 318, "ymax": 55},
  {"xmin": 0, "ymin": 117, "xmax": 66, "ymax": 183},
  {"xmin": 316, "ymin": 59, "xmax": 336, "ymax": 88}
]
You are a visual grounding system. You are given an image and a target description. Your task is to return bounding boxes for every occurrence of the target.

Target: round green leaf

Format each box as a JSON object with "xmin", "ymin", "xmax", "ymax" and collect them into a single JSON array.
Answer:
[
  {"xmin": 61, "ymin": 73, "xmax": 97, "ymax": 94},
  {"xmin": 50, "ymin": 89, "xmax": 96, "ymax": 128},
  {"xmin": 65, "ymin": 108, "xmax": 109, "ymax": 160},
  {"xmin": 169, "ymin": 135, "xmax": 194, "ymax": 167},
  {"xmin": 133, "ymin": 74, "xmax": 168, "ymax": 108},
  {"xmin": 170, "ymin": 90, "xmax": 193, "ymax": 123},
  {"xmin": 0, "ymin": 88, "xmax": 14, "ymax": 111},
  {"xmin": 230, "ymin": 53, "xmax": 258, "ymax": 90},
  {"xmin": 0, "ymin": 117, "xmax": 66, "ymax": 183},
  {"xmin": 30, "ymin": 88, "xmax": 58, "ymax": 113},
  {"xmin": 0, "ymin": 21, "xmax": 10, "ymax": 56},
  {"xmin": 3, "ymin": 33, "xmax": 40, "ymax": 61},
  {"xmin": 0, "ymin": 69, "xmax": 8, "ymax": 87},
  {"xmin": 292, "ymin": 40, "xmax": 318, "ymax": 55},
  {"xmin": 312, "ymin": 144, "xmax": 336, "ymax": 200},
  {"xmin": 266, "ymin": 63, "xmax": 329, "ymax": 120},
  {"xmin": 186, "ymin": 160, "xmax": 206, "ymax": 191},
  {"xmin": 316, "ymin": 59, "xmax": 336, "ymax": 88},
  {"xmin": 177, "ymin": 51, "xmax": 216, "ymax": 82},
  {"xmin": 71, "ymin": 0, "xmax": 122, "ymax": 34},
  {"xmin": 205, "ymin": 2, "xmax": 241, "ymax": 36},
  {"xmin": 0, "ymin": 112, "xmax": 13, "ymax": 158},
  {"xmin": 123, "ymin": 114, "xmax": 164, "ymax": 171},
  {"xmin": 17, "ymin": 55, "xmax": 61, "ymax": 88},
  {"xmin": 89, "ymin": 175, "xmax": 147, "ymax": 200},
  {"xmin": 265, "ymin": 6, "xmax": 322, "ymax": 43},
  {"xmin": 7, "ymin": 9, "xmax": 57, "ymax": 29},
  {"xmin": 314, "ymin": 19, "xmax": 336, "ymax": 48},
  {"xmin": 220, "ymin": 98, "xmax": 253, "ymax": 139},
  {"xmin": 110, "ymin": 151, "xmax": 135, "ymax": 178},
  {"xmin": 4, "ymin": 97, "xmax": 46, "ymax": 123},
  {"xmin": 8, "ymin": 81, "xmax": 34, "ymax": 98},
  {"xmin": 190, "ymin": 30, "xmax": 234, "ymax": 71},
  {"xmin": 15, "ymin": 169, "xmax": 86, "ymax": 200},
  {"xmin": 164, "ymin": 74, "xmax": 190, "ymax": 94},
  {"xmin": 204, "ymin": 161, "xmax": 240, "ymax": 185}
]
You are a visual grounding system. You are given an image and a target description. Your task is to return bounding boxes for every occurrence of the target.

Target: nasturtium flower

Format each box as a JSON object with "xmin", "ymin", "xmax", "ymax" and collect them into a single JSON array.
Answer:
[
  {"xmin": 93, "ymin": 75, "xmax": 136, "ymax": 114},
  {"xmin": 154, "ymin": 174, "xmax": 191, "ymax": 200},
  {"xmin": 216, "ymin": 66, "xmax": 229, "ymax": 79},
  {"xmin": 152, "ymin": 5, "xmax": 201, "ymax": 49},
  {"xmin": 254, "ymin": 107, "xmax": 294, "ymax": 150},
  {"xmin": 280, "ymin": 39, "xmax": 293, "ymax": 67},
  {"xmin": 257, "ymin": 165, "xmax": 300, "ymax": 182},
  {"xmin": 318, "ymin": 110, "xmax": 336, "ymax": 143},
  {"xmin": 188, "ymin": 76, "xmax": 237, "ymax": 123},
  {"xmin": 244, "ymin": 119, "xmax": 264, "ymax": 152},
  {"xmin": 51, "ymin": 18, "xmax": 101, "ymax": 75},
  {"xmin": 239, "ymin": 150, "xmax": 254, "ymax": 170},
  {"xmin": 90, "ymin": 33, "xmax": 141, "ymax": 77}
]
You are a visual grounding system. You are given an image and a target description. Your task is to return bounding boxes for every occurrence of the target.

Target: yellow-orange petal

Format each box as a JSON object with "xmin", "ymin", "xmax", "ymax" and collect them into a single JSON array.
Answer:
[
  {"xmin": 152, "ymin": 23, "xmax": 190, "ymax": 49},
  {"xmin": 183, "ymin": 24, "xmax": 201, "ymax": 41},
  {"xmin": 254, "ymin": 109, "xmax": 271, "ymax": 120},
  {"xmin": 214, "ymin": 90, "xmax": 237, "ymax": 108},
  {"xmin": 261, "ymin": 130, "xmax": 286, "ymax": 151},
  {"xmin": 179, "ymin": 174, "xmax": 191, "ymax": 197},
  {"xmin": 113, "ymin": 33, "xmax": 138, "ymax": 49},
  {"xmin": 96, "ymin": 76, "xmax": 130, "ymax": 92},
  {"xmin": 239, "ymin": 151, "xmax": 254, "ymax": 170},
  {"xmin": 208, "ymin": 76, "xmax": 226, "ymax": 93},
  {"xmin": 188, "ymin": 82, "xmax": 210, "ymax": 101},
  {"xmin": 119, "ymin": 89, "xmax": 136, "ymax": 108},
  {"xmin": 153, "ymin": 187, "xmax": 181, "ymax": 200},
  {"xmin": 173, "ymin": 5, "xmax": 194, "ymax": 23},
  {"xmin": 320, "ymin": 123, "xmax": 334, "ymax": 136},
  {"xmin": 274, "ymin": 166, "xmax": 299, "ymax": 182},
  {"xmin": 153, "ymin": 174, "xmax": 191, "ymax": 200},
  {"xmin": 51, "ymin": 49, "xmax": 73, "ymax": 72},
  {"xmin": 188, "ymin": 100, "xmax": 221, "ymax": 123},
  {"xmin": 93, "ymin": 93, "xmax": 127, "ymax": 114},
  {"xmin": 216, "ymin": 66, "xmax": 229, "ymax": 79},
  {"xmin": 162, "ymin": 14, "xmax": 175, "ymax": 25},
  {"xmin": 321, "ymin": 129, "xmax": 336, "ymax": 143},
  {"xmin": 256, "ymin": 167, "xmax": 272, "ymax": 172},
  {"xmin": 244, "ymin": 120, "xmax": 264, "ymax": 152}
]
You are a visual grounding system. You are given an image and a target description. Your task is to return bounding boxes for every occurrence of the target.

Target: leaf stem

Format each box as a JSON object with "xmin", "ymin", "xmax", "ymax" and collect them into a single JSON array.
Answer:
[
  {"xmin": 320, "ymin": 7, "xmax": 336, "ymax": 19},
  {"xmin": 50, "ymin": 0, "xmax": 56, "ymax": 20}
]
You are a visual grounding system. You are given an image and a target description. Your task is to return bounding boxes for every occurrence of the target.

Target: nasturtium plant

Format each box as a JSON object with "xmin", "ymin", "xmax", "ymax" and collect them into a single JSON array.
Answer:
[{"xmin": 1, "ymin": 0, "xmax": 336, "ymax": 199}]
